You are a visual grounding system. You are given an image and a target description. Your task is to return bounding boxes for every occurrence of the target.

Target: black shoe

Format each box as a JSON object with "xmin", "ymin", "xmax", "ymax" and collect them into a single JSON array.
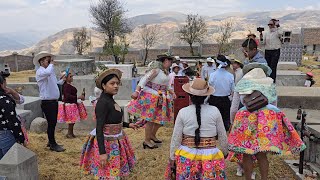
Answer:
[
  {"xmin": 143, "ymin": 142, "xmax": 158, "ymax": 149},
  {"xmin": 47, "ymin": 142, "xmax": 64, "ymax": 147},
  {"xmin": 151, "ymin": 138, "xmax": 162, "ymax": 143},
  {"xmin": 50, "ymin": 144, "xmax": 66, "ymax": 152}
]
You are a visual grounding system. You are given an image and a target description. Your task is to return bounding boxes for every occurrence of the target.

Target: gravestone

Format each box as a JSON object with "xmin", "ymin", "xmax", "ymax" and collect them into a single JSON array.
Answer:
[
  {"xmin": 0, "ymin": 143, "xmax": 38, "ymax": 180},
  {"xmin": 104, "ymin": 64, "xmax": 134, "ymax": 78},
  {"xmin": 30, "ymin": 117, "xmax": 48, "ymax": 133}
]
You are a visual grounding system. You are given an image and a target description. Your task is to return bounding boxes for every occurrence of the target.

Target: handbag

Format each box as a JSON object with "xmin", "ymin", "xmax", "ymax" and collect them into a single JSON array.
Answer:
[{"xmin": 243, "ymin": 90, "xmax": 268, "ymax": 112}]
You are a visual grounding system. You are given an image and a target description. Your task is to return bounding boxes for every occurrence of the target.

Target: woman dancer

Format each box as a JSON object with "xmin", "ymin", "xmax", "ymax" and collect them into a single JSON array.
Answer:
[
  {"xmin": 128, "ymin": 53, "xmax": 176, "ymax": 149},
  {"xmin": 57, "ymin": 68, "xmax": 87, "ymax": 138},
  {"xmin": 228, "ymin": 68, "xmax": 306, "ymax": 180},
  {"xmin": 80, "ymin": 68, "xmax": 138, "ymax": 179},
  {"xmin": 165, "ymin": 78, "xmax": 228, "ymax": 179}
]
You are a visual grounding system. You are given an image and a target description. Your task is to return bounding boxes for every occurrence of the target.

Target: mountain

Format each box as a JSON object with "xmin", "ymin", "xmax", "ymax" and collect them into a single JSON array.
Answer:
[{"xmin": 2, "ymin": 10, "xmax": 320, "ymax": 56}]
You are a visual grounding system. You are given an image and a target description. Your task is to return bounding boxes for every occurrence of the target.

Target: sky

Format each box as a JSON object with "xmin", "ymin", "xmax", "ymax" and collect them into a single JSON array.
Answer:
[{"xmin": 0, "ymin": 0, "xmax": 320, "ymax": 33}]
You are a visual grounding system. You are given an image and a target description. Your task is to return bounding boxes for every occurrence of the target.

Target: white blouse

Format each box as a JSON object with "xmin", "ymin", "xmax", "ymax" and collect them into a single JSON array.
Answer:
[
  {"xmin": 138, "ymin": 69, "xmax": 171, "ymax": 95},
  {"xmin": 169, "ymin": 104, "xmax": 228, "ymax": 160}
]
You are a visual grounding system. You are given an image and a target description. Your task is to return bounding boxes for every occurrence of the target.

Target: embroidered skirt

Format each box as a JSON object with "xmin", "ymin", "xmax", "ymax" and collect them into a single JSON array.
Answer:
[
  {"xmin": 80, "ymin": 130, "xmax": 136, "ymax": 179},
  {"xmin": 58, "ymin": 102, "xmax": 87, "ymax": 123},
  {"xmin": 164, "ymin": 146, "xmax": 227, "ymax": 180},
  {"xmin": 127, "ymin": 90, "xmax": 173, "ymax": 125},
  {"xmin": 228, "ymin": 108, "xmax": 306, "ymax": 160}
]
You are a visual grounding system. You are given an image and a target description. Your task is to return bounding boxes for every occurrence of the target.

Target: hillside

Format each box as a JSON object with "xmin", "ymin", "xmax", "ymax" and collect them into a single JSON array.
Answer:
[{"xmin": 1, "ymin": 10, "xmax": 320, "ymax": 56}]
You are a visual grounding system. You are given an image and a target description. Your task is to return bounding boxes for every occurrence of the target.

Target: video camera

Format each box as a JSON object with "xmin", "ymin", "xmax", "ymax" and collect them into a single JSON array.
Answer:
[
  {"xmin": 257, "ymin": 27, "xmax": 264, "ymax": 33},
  {"xmin": 0, "ymin": 64, "xmax": 11, "ymax": 78}
]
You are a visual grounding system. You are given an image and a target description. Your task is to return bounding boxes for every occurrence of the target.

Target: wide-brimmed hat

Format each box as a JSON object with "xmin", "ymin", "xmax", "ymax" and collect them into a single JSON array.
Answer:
[
  {"xmin": 182, "ymin": 78, "xmax": 214, "ymax": 96},
  {"xmin": 157, "ymin": 52, "xmax": 174, "ymax": 61},
  {"xmin": 206, "ymin": 57, "xmax": 215, "ymax": 63},
  {"xmin": 243, "ymin": 63, "xmax": 272, "ymax": 76},
  {"xmin": 33, "ymin": 51, "xmax": 53, "ymax": 66},
  {"xmin": 174, "ymin": 56, "xmax": 181, "ymax": 61},
  {"xmin": 171, "ymin": 63, "xmax": 181, "ymax": 69},
  {"xmin": 95, "ymin": 68, "xmax": 122, "ymax": 89},
  {"xmin": 235, "ymin": 68, "xmax": 277, "ymax": 103}
]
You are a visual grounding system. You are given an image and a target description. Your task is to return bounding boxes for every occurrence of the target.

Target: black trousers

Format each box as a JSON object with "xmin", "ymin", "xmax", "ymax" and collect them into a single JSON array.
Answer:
[
  {"xmin": 265, "ymin": 49, "xmax": 280, "ymax": 82},
  {"xmin": 41, "ymin": 100, "xmax": 58, "ymax": 145},
  {"xmin": 208, "ymin": 95, "xmax": 231, "ymax": 131}
]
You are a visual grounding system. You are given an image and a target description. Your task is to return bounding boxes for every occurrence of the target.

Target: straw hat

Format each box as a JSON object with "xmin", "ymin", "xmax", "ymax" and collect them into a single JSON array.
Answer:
[
  {"xmin": 95, "ymin": 68, "xmax": 122, "ymax": 89},
  {"xmin": 157, "ymin": 52, "xmax": 174, "ymax": 61},
  {"xmin": 206, "ymin": 57, "xmax": 215, "ymax": 63},
  {"xmin": 243, "ymin": 63, "xmax": 272, "ymax": 76},
  {"xmin": 33, "ymin": 51, "xmax": 53, "ymax": 66},
  {"xmin": 182, "ymin": 78, "xmax": 215, "ymax": 96}
]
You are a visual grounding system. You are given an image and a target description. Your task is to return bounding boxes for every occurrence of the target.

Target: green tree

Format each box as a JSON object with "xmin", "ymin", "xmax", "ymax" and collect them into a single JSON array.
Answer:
[{"xmin": 73, "ymin": 27, "xmax": 91, "ymax": 55}]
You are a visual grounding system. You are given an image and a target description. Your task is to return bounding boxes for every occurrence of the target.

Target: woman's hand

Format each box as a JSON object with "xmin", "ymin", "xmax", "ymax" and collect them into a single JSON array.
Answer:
[
  {"xmin": 131, "ymin": 91, "xmax": 139, "ymax": 100},
  {"xmin": 99, "ymin": 154, "xmax": 108, "ymax": 167},
  {"xmin": 129, "ymin": 123, "xmax": 139, "ymax": 130},
  {"xmin": 172, "ymin": 93, "xmax": 177, "ymax": 99}
]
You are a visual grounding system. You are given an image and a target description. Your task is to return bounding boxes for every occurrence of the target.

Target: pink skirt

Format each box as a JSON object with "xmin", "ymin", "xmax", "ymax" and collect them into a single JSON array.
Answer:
[
  {"xmin": 17, "ymin": 115, "xmax": 29, "ymax": 144},
  {"xmin": 80, "ymin": 132, "xmax": 136, "ymax": 179},
  {"xmin": 127, "ymin": 91, "xmax": 173, "ymax": 125},
  {"xmin": 164, "ymin": 146, "xmax": 227, "ymax": 180},
  {"xmin": 58, "ymin": 102, "xmax": 87, "ymax": 124}
]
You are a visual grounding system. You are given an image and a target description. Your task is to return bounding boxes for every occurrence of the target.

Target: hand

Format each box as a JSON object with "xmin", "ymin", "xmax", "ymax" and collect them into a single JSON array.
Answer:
[
  {"xmin": 172, "ymin": 93, "xmax": 177, "ymax": 99},
  {"xmin": 62, "ymin": 75, "xmax": 67, "ymax": 81},
  {"xmin": 131, "ymin": 91, "xmax": 139, "ymax": 100},
  {"xmin": 78, "ymin": 95, "xmax": 85, "ymax": 101},
  {"xmin": 129, "ymin": 123, "xmax": 139, "ymax": 130},
  {"xmin": 169, "ymin": 159, "xmax": 175, "ymax": 167},
  {"xmin": 99, "ymin": 154, "xmax": 108, "ymax": 167}
]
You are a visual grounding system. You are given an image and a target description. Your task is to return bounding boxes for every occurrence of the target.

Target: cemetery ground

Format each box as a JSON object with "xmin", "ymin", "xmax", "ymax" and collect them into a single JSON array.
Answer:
[{"xmin": 28, "ymin": 126, "xmax": 299, "ymax": 180}]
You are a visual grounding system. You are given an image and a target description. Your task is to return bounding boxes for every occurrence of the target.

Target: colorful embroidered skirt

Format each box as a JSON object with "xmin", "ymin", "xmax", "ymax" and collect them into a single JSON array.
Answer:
[
  {"xmin": 165, "ymin": 146, "xmax": 227, "ymax": 180},
  {"xmin": 127, "ymin": 91, "xmax": 173, "ymax": 125},
  {"xmin": 58, "ymin": 102, "xmax": 87, "ymax": 123},
  {"xmin": 228, "ymin": 108, "xmax": 306, "ymax": 160},
  {"xmin": 80, "ymin": 131, "xmax": 136, "ymax": 179}
]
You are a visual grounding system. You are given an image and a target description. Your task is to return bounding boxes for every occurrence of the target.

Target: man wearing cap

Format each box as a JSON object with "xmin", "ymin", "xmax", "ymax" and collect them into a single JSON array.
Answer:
[
  {"xmin": 34, "ymin": 51, "xmax": 65, "ymax": 152},
  {"xmin": 208, "ymin": 55, "xmax": 234, "ymax": 131},
  {"xmin": 201, "ymin": 57, "xmax": 216, "ymax": 81}
]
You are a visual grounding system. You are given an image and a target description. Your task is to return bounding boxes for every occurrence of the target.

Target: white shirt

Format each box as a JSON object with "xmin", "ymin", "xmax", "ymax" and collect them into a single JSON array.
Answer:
[
  {"xmin": 168, "ymin": 72, "xmax": 182, "ymax": 88},
  {"xmin": 36, "ymin": 64, "xmax": 63, "ymax": 100},
  {"xmin": 261, "ymin": 27, "xmax": 283, "ymax": 50},
  {"xmin": 234, "ymin": 68, "xmax": 244, "ymax": 84},
  {"xmin": 201, "ymin": 64, "xmax": 216, "ymax": 80},
  {"xmin": 138, "ymin": 69, "xmax": 172, "ymax": 95},
  {"xmin": 169, "ymin": 104, "xmax": 228, "ymax": 160}
]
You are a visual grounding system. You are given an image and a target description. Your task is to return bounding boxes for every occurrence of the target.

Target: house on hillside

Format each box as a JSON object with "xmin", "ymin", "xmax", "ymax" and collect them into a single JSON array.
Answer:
[{"xmin": 302, "ymin": 28, "xmax": 320, "ymax": 55}]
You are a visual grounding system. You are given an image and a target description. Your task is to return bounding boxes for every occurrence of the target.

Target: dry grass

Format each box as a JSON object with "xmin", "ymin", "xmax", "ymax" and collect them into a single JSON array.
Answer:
[
  {"xmin": 299, "ymin": 59, "xmax": 320, "ymax": 87},
  {"xmin": 27, "ymin": 126, "xmax": 298, "ymax": 180},
  {"xmin": 6, "ymin": 70, "xmax": 35, "ymax": 83}
]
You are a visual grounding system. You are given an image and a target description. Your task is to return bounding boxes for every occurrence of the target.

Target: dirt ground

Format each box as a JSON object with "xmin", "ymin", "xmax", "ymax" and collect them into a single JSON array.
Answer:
[{"xmin": 27, "ymin": 126, "xmax": 299, "ymax": 180}]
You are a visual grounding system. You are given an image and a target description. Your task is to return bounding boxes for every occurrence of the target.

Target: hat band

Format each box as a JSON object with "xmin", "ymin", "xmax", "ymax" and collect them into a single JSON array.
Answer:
[
  {"xmin": 189, "ymin": 86, "xmax": 209, "ymax": 95},
  {"xmin": 216, "ymin": 60, "xmax": 228, "ymax": 69}
]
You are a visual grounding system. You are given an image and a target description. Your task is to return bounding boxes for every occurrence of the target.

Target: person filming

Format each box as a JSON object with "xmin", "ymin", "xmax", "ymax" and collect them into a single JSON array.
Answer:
[{"xmin": 260, "ymin": 19, "xmax": 283, "ymax": 83}]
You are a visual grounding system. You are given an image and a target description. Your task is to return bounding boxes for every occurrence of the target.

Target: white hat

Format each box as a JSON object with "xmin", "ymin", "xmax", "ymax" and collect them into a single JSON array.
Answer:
[
  {"xmin": 171, "ymin": 63, "xmax": 180, "ymax": 69},
  {"xmin": 33, "ymin": 51, "xmax": 53, "ymax": 66},
  {"xmin": 174, "ymin": 56, "xmax": 180, "ymax": 60},
  {"xmin": 238, "ymin": 68, "xmax": 273, "ymax": 95},
  {"xmin": 206, "ymin": 57, "xmax": 215, "ymax": 63}
]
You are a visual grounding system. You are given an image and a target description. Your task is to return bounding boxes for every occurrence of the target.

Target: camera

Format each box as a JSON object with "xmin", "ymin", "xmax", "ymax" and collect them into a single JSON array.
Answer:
[
  {"xmin": 0, "ymin": 64, "xmax": 10, "ymax": 78},
  {"xmin": 257, "ymin": 27, "xmax": 264, "ymax": 33}
]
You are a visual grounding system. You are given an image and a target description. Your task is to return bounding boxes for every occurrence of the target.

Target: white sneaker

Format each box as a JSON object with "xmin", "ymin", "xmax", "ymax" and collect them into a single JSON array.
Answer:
[
  {"xmin": 251, "ymin": 171, "xmax": 256, "ymax": 180},
  {"xmin": 236, "ymin": 167, "xmax": 243, "ymax": 177}
]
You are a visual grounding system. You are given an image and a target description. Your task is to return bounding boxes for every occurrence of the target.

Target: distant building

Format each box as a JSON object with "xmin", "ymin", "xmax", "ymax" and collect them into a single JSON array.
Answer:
[{"xmin": 302, "ymin": 27, "xmax": 320, "ymax": 55}]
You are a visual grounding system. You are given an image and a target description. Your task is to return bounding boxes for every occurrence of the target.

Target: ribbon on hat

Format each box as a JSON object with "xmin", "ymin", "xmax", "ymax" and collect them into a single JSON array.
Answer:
[
  {"xmin": 65, "ymin": 67, "xmax": 70, "ymax": 77},
  {"xmin": 216, "ymin": 59, "xmax": 228, "ymax": 69}
]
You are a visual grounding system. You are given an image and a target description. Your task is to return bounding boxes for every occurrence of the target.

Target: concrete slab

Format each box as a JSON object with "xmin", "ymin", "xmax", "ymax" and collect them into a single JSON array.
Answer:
[
  {"xmin": 284, "ymin": 160, "xmax": 315, "ymax": 180},
  {"xmin": 277, "ymin": 86, "xmax": 320, "ymax": 110},
  {"xmin": 7, "ymin": 83, "xmax": 39, "ymax": 97},
  {"xmin": 0, "ymin": 143, "xmax": 39, "ymax": 180},
  {"xmin": 16, "ymin": 96, "xmax": 42, "ymax": 129},
  {"xmin": 282, "ymin": 108, "xmax": 320, "ymax": 124},
  {"xmin": 277, "ymin": 62, "xmax": 298, "ymax": 70},
  {"xmin": 276, "ymin": 70, "xmax": 305, "ymax": 86}
]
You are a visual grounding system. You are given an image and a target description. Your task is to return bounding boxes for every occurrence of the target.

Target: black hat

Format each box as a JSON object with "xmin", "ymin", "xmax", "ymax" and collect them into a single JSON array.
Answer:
[{"xmin": 157, "ymin": 52, "xmax": 174, "ymax": 61}]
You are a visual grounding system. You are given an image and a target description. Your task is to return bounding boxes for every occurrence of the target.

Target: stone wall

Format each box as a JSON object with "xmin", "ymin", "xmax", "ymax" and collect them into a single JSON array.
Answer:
[
  {"xmin": 0, "ymin": 54, "xmax": 34, "ymax": 72},
  {"xmin": 125, "ymin": 50, "xmax": 142, "ymax": 63},
  {"xmin": 201, "ymin": 44, "xmax": 219, "ymax": 56},
  {"xmin": 171, "ymin": 46, "xmax": 200, "ymax": 56}
]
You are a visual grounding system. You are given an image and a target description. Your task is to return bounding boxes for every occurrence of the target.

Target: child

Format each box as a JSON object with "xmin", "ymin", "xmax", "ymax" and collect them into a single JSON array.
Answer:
[{"xmin": 305, "ymin": 72, "xmax": 316, "ymax": 87}]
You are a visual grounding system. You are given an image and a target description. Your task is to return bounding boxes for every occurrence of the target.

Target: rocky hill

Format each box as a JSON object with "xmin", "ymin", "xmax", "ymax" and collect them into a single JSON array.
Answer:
[{"xmin": 1, "ymin": 10, "xmax": 320, "ymax": 56}]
